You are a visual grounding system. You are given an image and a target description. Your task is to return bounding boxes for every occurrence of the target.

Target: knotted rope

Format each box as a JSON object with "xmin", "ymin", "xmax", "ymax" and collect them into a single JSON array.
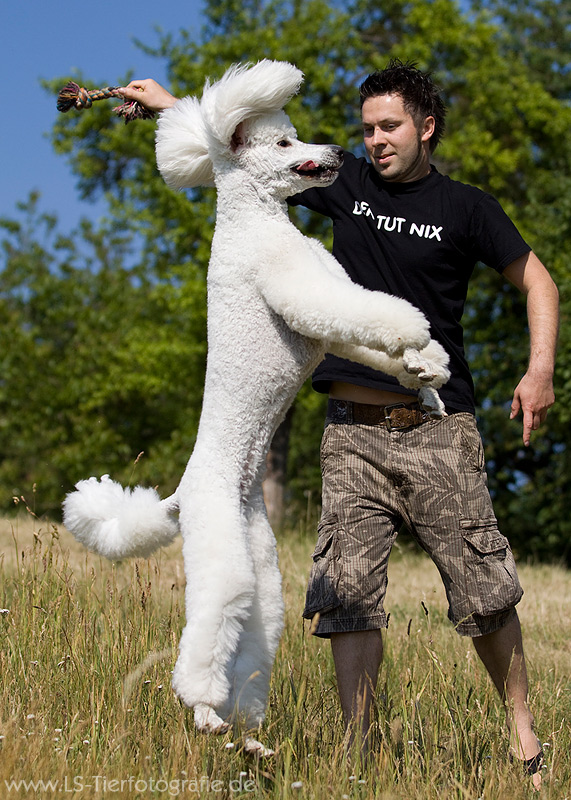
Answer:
[{"xmin": 56, "ymin": 81, "xmax": 155, "ymax": 124}]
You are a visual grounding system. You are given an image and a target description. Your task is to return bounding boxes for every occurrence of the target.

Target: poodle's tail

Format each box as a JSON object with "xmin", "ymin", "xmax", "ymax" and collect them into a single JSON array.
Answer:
[{"xmin": 62, "ymin": 475, "xmax": 180, "ymax": 560}]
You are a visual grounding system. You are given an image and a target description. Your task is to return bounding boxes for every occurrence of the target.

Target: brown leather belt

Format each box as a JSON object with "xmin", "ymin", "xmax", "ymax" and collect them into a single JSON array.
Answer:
[{"xmin": 327, "ymin": 398, "xmax": 431, "ymax": 430}]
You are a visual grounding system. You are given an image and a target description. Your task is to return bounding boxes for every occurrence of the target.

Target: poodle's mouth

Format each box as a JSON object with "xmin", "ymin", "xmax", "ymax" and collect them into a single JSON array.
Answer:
[{"xmin": 292, "ymin": 161, "xmax": 340, "ymax": 180}]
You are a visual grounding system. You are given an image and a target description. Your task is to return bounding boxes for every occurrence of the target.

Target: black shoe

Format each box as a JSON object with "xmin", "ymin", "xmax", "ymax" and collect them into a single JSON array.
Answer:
[{"xmin": 509, "ymin": 748, "xmax": 544, "ymax": 776}]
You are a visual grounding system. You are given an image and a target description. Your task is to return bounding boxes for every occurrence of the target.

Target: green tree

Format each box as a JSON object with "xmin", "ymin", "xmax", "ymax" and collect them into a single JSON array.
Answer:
[
  {"xmin": 4, "ymin": 0, "xmax": 567, "ymax": 559},
  {"xmin": 0, "ymin": 195, "xmax": 206, "ymax": 513},
  {"xmin": 473, "ymin": 0, "xmax": 571, "ymax": 101}
]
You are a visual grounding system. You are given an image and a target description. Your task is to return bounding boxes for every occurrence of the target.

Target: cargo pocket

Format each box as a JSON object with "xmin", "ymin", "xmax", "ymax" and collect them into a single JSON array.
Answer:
[
  {"xmin": 302, "ymin": 514, "xmax": 344, "ymax": 619},
  {"xmin": 454, "ymin": 413, "xmax": 485, "ymax": 473},
  {"xmin": 461, "ymin": 520, "xmax": 523, "ymax": 617}
]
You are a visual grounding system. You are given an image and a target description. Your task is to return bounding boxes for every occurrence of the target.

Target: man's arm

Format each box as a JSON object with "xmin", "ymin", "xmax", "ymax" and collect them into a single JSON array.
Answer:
[
  {"xmin": 502, "ymin": 251, "xmax": 559, "ymax": 446},
  {"xmin": 118, "ymin": 79, "xmax": 179, "ymax": 111}
]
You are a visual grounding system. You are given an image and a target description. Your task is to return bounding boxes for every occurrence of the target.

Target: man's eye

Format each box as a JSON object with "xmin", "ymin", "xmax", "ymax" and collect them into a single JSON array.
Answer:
[{"xmin": 277, "ymin": 139, "xmax": 292, "ymax": 147}]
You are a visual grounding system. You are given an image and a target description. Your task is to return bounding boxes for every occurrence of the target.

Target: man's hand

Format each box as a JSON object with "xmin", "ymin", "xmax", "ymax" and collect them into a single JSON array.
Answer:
[
  {"xmin": 510, "ymin": 371, "xmax": 555, "ymax": 446},
  {"xmin": 118, "ymin": 79, "xmax": 179, "ymax": 112}
]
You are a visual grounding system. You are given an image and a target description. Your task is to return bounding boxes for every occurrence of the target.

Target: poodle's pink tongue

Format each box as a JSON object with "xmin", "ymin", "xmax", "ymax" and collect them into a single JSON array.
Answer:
[{"xmin": 298, "ymin": 160, "xmax": 319, "ymax": 170}]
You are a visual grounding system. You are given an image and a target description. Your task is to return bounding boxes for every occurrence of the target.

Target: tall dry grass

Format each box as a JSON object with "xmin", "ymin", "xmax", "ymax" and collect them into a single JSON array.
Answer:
[{"xmin": 0, "ymin": 514, "xmax": 569, "ymax": 798}]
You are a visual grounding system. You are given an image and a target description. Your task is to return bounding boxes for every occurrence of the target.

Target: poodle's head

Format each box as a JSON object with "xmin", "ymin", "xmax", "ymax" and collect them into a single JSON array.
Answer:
[
  {"xmin": 155, "ymin": 60, "xmax": 343, "ymax": 196},
  {"xmin": 228, "ymin": 110, "xmax": 344, "ymax": 199}
]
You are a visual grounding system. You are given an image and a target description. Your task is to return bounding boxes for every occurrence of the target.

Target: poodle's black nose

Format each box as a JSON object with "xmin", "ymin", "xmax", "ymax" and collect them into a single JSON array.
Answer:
[{"xmin": 330, "ymin": 145, "xmax": 345, "ymax": 160}]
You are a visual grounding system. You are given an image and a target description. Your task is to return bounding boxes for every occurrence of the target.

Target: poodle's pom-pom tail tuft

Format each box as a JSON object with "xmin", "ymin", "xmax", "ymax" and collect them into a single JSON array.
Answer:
[{"xmin": 63, "ymin": 475, "xmax": 180, "ymax": 560}]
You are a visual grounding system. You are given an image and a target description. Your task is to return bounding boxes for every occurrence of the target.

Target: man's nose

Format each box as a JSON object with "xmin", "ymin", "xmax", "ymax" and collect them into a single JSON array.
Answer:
[{"xmin": 371, "ymin": 127, "xmax": 387, "ymax": 146}]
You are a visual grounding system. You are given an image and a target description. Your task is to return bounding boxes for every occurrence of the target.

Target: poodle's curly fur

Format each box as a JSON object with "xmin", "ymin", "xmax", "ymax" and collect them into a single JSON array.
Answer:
[{"xmin": 63, "ymin": 60, "xmax": 450, "ymax": 745}]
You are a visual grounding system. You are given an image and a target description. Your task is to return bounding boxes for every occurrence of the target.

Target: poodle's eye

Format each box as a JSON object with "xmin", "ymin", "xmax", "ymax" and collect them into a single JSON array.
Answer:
[{"xmin": 276, "ymin": 139, "xmax": 292, "ymax": 148}]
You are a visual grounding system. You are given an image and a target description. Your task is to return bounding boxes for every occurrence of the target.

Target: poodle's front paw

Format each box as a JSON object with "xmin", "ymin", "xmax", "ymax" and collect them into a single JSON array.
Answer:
[
  {"xmin": 380, "ymin": 327, "xmax": 431, "ymax": 358},
  {"xmin": 418, "ymin": 387, "xmax": 447, "ymax": 419},
  {"xmin": 402, "ymin": 348, "xmax": 437, "ymax": 382},
  {"xmin": 194, "ymin": 703, "xmax": 231, "ymax": 734}
]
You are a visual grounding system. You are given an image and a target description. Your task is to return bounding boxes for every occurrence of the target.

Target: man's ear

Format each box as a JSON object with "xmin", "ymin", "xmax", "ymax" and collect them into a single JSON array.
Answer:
[
  {"xmin": 230, "ymin": 121, "xmax": 248, "ymax": 153},
  {"xmin": 421, "ymin": 115, "xmax": 435, "ymax": 143}
]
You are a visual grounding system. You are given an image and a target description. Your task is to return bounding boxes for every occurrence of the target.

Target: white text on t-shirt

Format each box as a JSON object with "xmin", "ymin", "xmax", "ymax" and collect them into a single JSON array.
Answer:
[{"xmin": 352, "ymin": 200, "xmax": 443, "ymax": 241}]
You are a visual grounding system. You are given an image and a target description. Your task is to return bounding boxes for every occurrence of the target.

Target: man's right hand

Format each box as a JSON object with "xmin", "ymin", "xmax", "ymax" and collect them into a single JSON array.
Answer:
[{"xmin": 118, "ymin": 79, "xmax": 179, "ymax": 112}]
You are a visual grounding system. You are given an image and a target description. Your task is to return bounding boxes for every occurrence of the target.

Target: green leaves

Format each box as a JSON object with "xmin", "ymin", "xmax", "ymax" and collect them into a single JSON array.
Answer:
[
  {"xmin": 0, "ymin": 196, "xmax": 206, "ymax": 513},
  {"xmin": 2, "ymin": 0, "xmax": 569, "ymax": 559}
]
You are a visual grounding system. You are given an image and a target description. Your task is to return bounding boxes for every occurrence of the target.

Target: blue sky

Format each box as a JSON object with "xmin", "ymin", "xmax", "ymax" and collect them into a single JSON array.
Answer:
[{"xmin": 1, "ymin": 1, "xmax": 204, "ymax": 231}]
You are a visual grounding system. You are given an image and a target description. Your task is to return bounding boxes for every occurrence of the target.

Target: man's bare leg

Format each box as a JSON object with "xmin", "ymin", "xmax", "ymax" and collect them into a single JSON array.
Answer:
[
  {"xmin": 330, "ymin": 630, "xmax": 383, "ymax": 762},
  {"xmin": 472, "ymin": 611, "xmax": 543, "ymax": 790}
]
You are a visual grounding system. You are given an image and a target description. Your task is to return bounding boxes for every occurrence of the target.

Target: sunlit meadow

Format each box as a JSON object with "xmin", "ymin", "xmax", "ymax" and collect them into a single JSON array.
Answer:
[{"xmin": 1, "ymin": 511, "xmax": 569, "ymax": 799}]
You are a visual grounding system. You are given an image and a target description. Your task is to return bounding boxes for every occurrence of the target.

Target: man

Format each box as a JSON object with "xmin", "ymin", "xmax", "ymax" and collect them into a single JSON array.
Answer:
[
  {"xmin": 120, "ymin": 61, "xmax": 558, "ymax": 788},
  {"xmin": 288, "ymin": 62, "xmax": 557, "ymax": 791}
]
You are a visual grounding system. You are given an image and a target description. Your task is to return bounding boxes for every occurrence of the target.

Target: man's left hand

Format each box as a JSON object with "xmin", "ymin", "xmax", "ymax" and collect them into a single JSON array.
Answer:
[{"xmin": 510, "ymin": 371, "xmax": 555, "ymax": 446}]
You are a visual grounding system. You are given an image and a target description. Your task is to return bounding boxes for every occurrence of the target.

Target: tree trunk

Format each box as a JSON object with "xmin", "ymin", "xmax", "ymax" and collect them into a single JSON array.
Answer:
[{"xmin": 263, "ymin": 406, "xmax": 294, "ymax": 529}]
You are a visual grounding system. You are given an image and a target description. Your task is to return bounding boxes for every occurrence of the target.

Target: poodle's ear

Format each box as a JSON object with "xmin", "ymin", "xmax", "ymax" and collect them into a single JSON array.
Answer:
[
  {"xmin": 230, "ymin": 121, "xmax": 247, "ymax": 154},
  {"xmin": 202, "ymin": 60, "xmax": 303, "ymax": 147},
  {"xmin": 155, "ymin": 96, "xmax": 215, "ymax": 189}
]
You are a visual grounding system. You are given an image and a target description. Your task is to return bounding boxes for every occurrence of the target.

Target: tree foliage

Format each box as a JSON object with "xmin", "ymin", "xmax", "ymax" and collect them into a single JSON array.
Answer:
[
  {"xmin": 0, "ymin": 195, "xmax": 206, "ymax": 513},
  {"xmin": 1, "ymin": 0, "xmax": 569, "ymax": 560}
]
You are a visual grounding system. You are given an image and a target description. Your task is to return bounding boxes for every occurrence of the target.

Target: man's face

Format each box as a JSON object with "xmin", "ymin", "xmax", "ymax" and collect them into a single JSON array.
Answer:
[{"xmin": 362, "ymin": 93, "xmax": 434, "ymax": 183}]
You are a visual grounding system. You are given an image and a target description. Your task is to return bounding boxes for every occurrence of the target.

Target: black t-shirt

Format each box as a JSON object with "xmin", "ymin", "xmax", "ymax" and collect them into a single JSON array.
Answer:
[{"xmin": 289, "ymin": 153, "xmax": 530, "ymax": 412}]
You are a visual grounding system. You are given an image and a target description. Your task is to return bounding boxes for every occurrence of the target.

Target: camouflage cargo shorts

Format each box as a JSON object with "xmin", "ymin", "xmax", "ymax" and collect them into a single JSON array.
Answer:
[{"xmin": 303, "ymin": 406, "xmax": 523, "ymax": 638}]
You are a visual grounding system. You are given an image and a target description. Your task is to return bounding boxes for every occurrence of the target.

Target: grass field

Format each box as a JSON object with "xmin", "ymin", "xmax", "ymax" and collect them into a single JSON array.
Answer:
[{"xmin": 1, "ymin": 514, "xmax": 570, "ymax": 799}]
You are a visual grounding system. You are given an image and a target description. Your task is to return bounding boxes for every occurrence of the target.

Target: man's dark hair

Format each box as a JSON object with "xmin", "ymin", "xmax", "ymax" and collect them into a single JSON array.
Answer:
[{"xmin": 359, "ymin": 59, "xmax": 446, "ymax": 152}]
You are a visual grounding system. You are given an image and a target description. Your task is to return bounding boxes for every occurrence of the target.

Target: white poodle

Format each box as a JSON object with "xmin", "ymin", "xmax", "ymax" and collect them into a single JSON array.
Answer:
[{"xmin": 63, "ymin": 60, "xmax": 449, "ymax": 746}]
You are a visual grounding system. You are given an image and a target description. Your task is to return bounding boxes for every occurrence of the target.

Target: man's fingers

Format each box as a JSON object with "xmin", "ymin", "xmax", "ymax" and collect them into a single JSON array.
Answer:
[
  {"xmin": 522, "ymin": 408, "xmax": 544, "ymax": 446},
  {"xmin": 117, "ymin": 80, "xmax": 178, "ymax": 112},
  {"xmin": 123, "ymin": 79, "xmax": 149, "ymax": 90},
  {"xmin": 522, "ymin": 409, "xmax": 533, "ymax": 446},
  {"xmin": 511, "ymin": 374, "xmax": 553, "ymax": 445}
]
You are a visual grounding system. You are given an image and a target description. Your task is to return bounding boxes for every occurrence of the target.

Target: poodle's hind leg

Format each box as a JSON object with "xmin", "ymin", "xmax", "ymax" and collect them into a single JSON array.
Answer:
[
  {"xmin": 225, "ymin": 490, "xmax": 284, "ymax": 746},
  {"xmin": 172, "ymin": 484, "xmax": 256, "ymax": 734},
  {"xmin": 194, "ymin": 703, "xmax": 231, "ymax": 734}
]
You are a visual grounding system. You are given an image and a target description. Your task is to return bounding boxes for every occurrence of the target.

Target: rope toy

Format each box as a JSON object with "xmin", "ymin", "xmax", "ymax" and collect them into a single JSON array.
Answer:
[{"xmin": 56, "ymin": 81, "xmax": 155, "ymax": 124}]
